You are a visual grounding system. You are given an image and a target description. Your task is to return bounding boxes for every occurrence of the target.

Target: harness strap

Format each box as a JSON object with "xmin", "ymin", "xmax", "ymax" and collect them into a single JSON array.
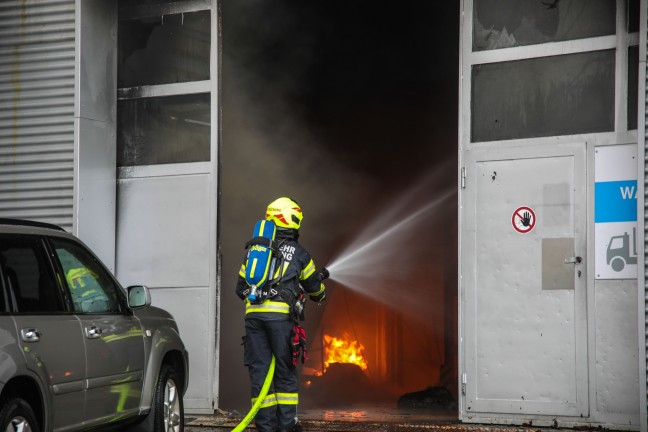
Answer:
[{"xmin": 245, "ymin": 236, "xmax": 273, "ymax": 249}]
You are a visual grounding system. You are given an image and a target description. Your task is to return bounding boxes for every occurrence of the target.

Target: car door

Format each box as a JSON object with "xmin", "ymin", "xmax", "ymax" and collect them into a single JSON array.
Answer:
[
  {"xmin": 0, "ymin": 234, "xmax": 86, "ymax": 430},
  {"xmin": 48, "ymin": 237, "xmax": 146, "ymax": 425}
]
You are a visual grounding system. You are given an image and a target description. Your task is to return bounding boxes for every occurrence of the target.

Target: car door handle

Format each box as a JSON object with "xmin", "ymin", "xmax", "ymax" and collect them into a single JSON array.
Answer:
[
  {"xmin": 21, "ymin": 328, "xmax": 41, "ymax": 342},
  {"xmin": 85, "ymin": 326, "xmax": 103, "ymax": 339},
  {"xmin": 564, "ymin": 256, "xmax": 582, "ymax": 264}
]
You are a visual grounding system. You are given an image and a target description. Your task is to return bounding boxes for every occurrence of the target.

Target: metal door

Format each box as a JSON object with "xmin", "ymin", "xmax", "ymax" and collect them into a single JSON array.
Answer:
[{"xmin": 462, "ymin": 143, "xmax": 588, "ymax": 417}]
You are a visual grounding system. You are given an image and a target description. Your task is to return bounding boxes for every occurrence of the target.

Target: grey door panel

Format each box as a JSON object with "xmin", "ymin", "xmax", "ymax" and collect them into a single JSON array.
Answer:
[
  {"xmin": 49, "ymin": 237, "xmax": 146, "ymax": 424},
  {"xmin": 79, "ymin": 314, "xmax": 145, "ymax": 421},
  {"xmin": 12, "ymin": 315, "xmax": 86, "ymax": 430},
  {"xmin": 0, "ymin": 234, "xmax": 87, "ymax": 430}
]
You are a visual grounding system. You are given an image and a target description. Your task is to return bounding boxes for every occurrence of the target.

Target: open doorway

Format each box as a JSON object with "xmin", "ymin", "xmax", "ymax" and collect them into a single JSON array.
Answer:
[{"xmin": 219, "ymin": 1, "xmax": 459, "ymax": 420}]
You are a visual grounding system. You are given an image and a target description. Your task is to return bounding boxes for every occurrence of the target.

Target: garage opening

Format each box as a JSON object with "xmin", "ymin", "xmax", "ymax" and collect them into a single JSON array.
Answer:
[{"xmin": 219, "ymin": 1, "xmax": 459, "ymax": 420}]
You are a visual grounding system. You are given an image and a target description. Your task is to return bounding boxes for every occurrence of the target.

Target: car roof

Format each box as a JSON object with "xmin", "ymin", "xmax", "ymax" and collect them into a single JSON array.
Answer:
[{"xmin": 0, "ymin": 218, "xmax": 75, "ymax": 239}]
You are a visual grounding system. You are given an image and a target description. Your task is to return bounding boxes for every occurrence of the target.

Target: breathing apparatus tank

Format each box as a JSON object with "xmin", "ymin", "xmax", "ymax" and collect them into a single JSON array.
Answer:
[{"xmin": 244, "ymin": 219, "xmax": 282, "ymax": 303}]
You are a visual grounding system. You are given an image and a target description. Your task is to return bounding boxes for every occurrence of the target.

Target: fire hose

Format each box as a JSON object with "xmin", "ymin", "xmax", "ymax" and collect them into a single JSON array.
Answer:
[{"xmin": 232, "ymin": 355, "xmax": 276, "ymax": 432}]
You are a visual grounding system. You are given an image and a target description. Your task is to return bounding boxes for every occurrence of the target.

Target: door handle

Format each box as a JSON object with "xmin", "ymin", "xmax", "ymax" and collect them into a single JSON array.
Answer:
[
  {"xmin": 21, "ymin": 328, "xmax": 41, "ymax": 342},
  {"xmin": 85, "ymin": 326, "xmax": 103, "ymax": 339},
  {"xmin": 564, "ymin": 256, "xmax": 582, "ymax": 264}
]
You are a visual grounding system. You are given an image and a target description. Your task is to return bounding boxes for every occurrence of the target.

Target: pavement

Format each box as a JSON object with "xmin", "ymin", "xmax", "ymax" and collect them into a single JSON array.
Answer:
[{"xmin": 183, "ymin": 406, "xmax": 586, "ymax": 432}]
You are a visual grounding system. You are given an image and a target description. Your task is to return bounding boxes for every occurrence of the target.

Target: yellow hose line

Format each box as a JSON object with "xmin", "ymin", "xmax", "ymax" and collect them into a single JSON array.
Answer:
[{"xmin": 232, "ymin": 355, "xmax": 276, "ymax": 432}]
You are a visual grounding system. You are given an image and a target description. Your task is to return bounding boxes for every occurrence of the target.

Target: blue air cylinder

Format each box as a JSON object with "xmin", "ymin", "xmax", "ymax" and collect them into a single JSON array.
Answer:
[{"xmin": 248, "ymin": 285, "xmax": 259, "ymax": 302}]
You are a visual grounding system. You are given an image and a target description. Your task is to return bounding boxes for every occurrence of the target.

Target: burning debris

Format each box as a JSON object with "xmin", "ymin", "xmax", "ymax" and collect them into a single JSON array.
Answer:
[
  {"xmin": 301, "ymin": 332, "xmax": 382, "ymax": 407},
  {"xmin": 322, "ymin": 333, "xmax": 368, "ymax": 373},
  {"xmin": 302, "ymin": 362, "xmax": 377, "ymax": 407}
]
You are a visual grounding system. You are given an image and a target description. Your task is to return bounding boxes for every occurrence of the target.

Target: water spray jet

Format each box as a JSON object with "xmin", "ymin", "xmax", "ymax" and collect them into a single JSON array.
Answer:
[{"xmin": 324, "ymin": 187, "xmax": 456, "ymax": 316}]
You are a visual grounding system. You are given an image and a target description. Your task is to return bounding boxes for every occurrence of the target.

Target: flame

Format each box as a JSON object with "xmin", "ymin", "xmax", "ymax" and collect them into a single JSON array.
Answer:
[{"xmin": 323, "ymin": 333, "xmax": 368, "ymax": 372}]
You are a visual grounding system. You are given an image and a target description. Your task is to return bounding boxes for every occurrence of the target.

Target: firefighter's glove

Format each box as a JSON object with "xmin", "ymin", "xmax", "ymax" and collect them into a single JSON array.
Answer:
[
  {"xmin": 309, "ymin": 289, "xmax": 326, "ymax": 303},
  {"xmin": 318, "ymin": 267, "xmax": 330, "ymax": 281},
  {"xmin": 291, "ymin": 325, "xmax": 308, "ymax": 366}
]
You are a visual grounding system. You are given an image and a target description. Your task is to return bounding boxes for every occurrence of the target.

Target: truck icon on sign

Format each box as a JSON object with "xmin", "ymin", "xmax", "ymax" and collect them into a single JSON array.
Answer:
[{"xmin": 606, "ymin": 227, "xmax": 637, "ymax": 272}]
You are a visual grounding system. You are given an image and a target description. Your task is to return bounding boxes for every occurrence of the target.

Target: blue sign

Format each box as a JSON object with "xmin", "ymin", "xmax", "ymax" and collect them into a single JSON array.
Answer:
[{"xmin": 594, "ymin": 180, "xmax": 637, "ymax": 223}]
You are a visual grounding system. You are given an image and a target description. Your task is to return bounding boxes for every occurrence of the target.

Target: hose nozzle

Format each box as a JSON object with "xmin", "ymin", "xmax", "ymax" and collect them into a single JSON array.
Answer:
[{"xmin": 318, "ymin": 267, "xmax": 330, "ymax": 281}]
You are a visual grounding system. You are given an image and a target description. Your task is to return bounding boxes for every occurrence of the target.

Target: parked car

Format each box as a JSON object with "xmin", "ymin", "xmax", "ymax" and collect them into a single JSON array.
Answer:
[{"xmin": 0, "ymin": 218, "xmax": 188, "ymax": 432}]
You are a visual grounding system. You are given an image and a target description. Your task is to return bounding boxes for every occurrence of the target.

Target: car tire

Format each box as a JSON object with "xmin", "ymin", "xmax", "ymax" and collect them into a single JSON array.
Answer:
[
  {"xmin": 0, "ymin": 397, "xmax": 41, "ymax": 432},
  {"xmin": 152, "ymin": 363, "xmax": 184, "ymax": 432},
  {"xmin": 128, "ymin": 363, "xmax": 184, "ymax": 432}
]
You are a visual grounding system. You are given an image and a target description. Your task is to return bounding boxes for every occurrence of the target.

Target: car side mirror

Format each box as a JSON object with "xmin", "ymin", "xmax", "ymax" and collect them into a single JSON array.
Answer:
[{"xmin": 127, "ymin": 285, "xmax": 151, "ymax": 309}]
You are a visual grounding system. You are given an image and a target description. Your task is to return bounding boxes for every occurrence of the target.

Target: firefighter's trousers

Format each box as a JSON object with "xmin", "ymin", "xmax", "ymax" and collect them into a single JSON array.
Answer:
[{"xmin": 244, "ymin": 318, "xmax": 298, "ymax": 432}]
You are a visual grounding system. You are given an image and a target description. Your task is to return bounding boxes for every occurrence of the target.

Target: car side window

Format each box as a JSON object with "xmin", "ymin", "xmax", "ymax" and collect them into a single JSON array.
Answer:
[
  {"xmin": 0, "ymin": 235, "xmax": 64, "ymax": 313},
  {"xmin": 50, "ymin": 238, "xmax": 125, "ymax": 314}
]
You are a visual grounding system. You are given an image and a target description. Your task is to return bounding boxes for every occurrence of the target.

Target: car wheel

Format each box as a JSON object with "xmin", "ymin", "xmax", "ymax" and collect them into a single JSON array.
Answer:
[
  {"xmin": 0, "ymin": 398, "xmax": 40, "ymax": 432},
  {"xmin": 153, "ymin": 364, "xmax": 184, "ymax": 432}
]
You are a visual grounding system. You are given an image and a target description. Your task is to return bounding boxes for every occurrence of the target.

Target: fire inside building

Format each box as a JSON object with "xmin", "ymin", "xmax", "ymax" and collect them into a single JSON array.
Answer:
[
  {"xmin": 218, "ymin": 0, "xmax": 458, "ymax": 418},
  {"xmin": 1, "ymin": 0, "xmax": 647, "ymax": 431}
]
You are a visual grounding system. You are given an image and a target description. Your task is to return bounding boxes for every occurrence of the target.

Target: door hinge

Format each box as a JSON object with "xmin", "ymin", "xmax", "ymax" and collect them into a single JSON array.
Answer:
[
  {"xmin": 461, "ymin": 373, "xmax": 467, "ymax": 395},
  {"xmin": 461, "ymin": 167, "xmax": 466, "ymax": 189}
]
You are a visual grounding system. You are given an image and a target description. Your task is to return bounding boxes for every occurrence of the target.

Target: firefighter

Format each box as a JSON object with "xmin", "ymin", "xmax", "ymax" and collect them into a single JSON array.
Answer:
[{"xmin": 236, "ymin": 197, "xmax": 328, "ymax": 432}]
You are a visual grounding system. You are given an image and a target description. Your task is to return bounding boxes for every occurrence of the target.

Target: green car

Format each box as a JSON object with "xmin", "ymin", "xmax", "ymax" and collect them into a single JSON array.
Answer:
[{"xmin": 0, "ymin": 219, "xmax": 188, "ymax": 432}]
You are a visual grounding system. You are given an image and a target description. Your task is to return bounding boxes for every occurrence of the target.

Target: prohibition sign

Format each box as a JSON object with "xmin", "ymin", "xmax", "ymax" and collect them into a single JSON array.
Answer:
[{"xmin": 512, "ymin": 206, "xmax": 536, "ymax": 234}]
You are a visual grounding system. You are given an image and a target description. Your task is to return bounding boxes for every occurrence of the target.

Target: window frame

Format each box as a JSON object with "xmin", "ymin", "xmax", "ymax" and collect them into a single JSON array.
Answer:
[
  {"xmin": 471, "ymin": 0, "xmax": 618, "ymax": 53},
  {"xmin": 117, "ymin": 91, "xmax": 211, "ymax": 167},
  {"xmin": 117, "ymin": 0, "xmax": 212, "ymax": 175},
  {"xmin": 470, "ymin": 48, "xmax": 617, "ymax": 142},
  {"xmin": 462, "ymin": 0, "xmax": 639, "ymax": 146}
]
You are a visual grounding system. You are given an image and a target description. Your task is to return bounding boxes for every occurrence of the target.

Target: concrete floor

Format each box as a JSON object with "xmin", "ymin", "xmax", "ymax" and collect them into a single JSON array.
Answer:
[
  {"xmin": 183, "ymin": 405, "xmax": 577, "ymax": 432},
  {"xmin": 186, "ymin": 404, "xmax": 458, "ymax": 431}
]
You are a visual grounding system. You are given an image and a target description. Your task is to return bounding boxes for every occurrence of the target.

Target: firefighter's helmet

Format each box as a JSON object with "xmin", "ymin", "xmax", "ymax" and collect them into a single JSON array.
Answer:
[{"xmin": 266, "ymin": 197, "xmax": 303, "ymax": 230}]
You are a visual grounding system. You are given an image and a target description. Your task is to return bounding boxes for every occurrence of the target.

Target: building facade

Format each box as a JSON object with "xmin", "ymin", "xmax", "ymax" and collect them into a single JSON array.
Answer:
[
  {"xmin": 2, "ymin": 0, "xmax": 648, "ymax": 428},
  {"xmin": 1, "ymin": 0, "xmax": 220, "ymax": 414},
  {"xmin": 459, "ymin": 0, "xmax": 646, "ymax": 429}
]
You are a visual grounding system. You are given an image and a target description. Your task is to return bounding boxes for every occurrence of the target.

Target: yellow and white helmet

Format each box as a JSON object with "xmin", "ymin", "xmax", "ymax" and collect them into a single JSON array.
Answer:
[{"xmin": 265, "ymin": 197, "xmax": 303, "ymax": 230}]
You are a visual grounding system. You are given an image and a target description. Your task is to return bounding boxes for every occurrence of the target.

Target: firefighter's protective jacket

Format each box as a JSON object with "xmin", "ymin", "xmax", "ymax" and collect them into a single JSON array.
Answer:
[{"xmin": 236, "ymin": 231, "xmax": 326, "ymax": 320}]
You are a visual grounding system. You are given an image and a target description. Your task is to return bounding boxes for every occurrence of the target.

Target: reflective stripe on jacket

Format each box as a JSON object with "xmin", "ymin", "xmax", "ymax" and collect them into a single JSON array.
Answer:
[{"xmin": 245, "ymin": 299, "xmax": 290, "ymax": 316}]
